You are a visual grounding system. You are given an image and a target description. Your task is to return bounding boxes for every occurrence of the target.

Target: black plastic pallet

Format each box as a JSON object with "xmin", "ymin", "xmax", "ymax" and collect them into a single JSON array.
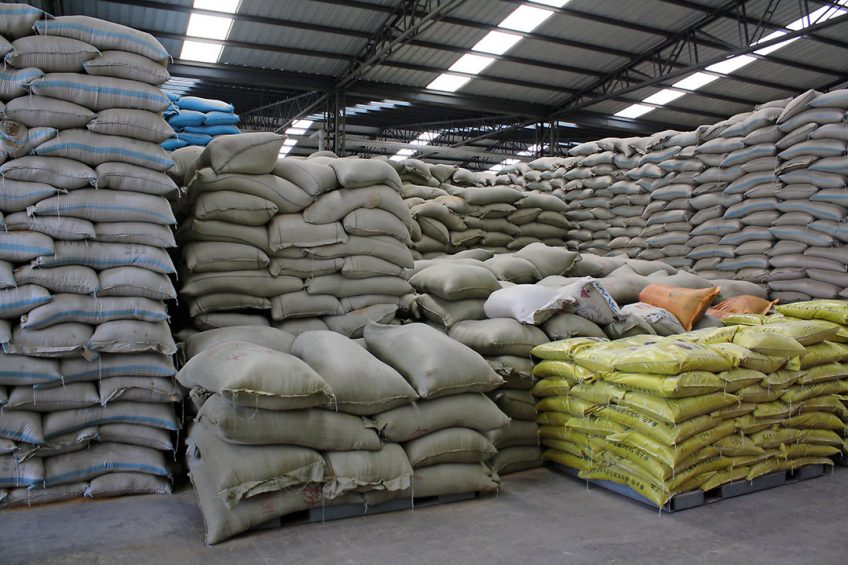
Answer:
[
  {"xmin": 550, "ymin": 462, "xmax": 830, "ymax": 513},
  {"xmin": 253, "ymin": 491, "xmax": 482, "ymax": 531}
]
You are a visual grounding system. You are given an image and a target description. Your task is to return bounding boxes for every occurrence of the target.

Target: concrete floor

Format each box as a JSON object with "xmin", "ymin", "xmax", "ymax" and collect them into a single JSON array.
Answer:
[{"xmin": 1, "ymin": 467, "xmax": 847, "ymax": 564}]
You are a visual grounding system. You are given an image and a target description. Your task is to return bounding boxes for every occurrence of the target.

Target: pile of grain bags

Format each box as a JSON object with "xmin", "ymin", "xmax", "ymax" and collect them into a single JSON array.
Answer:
[
  {"xmin": 771, "ymin": 300, "xmax": 848, "ymax": 459},
  {"xmin": 530, "ymin": 315, "xmax": 844, "ymax": 507},
  {"xmin": 176, "ymin": 136, "xmax": 417, "ymax": 336},
  {"xmin": 0, "ymin": 7, "xmax": 180, "ymax": 506},
  {"xmin": 179, "ymin": 324, "xmax": 506, "ymax": 544},
  {"xmin": 407, "ymin": 244, "xmax": 618, "ymax": 473},
  {"xmin": 161, "ymin": 94, "xmax": 241, "ymax": 150},
  {"xmin": 364, "ymin": 323, "xmax": 506, "ymax": 494},
  {"xmin": 398, "ymin": 159, "xmax": 573, "ymax": 258}
]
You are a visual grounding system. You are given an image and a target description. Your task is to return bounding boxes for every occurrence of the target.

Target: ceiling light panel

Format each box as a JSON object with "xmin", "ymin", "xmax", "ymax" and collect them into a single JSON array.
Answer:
[
  {"xmin": 449, "ymin": 53, "xmax": 496, "ymax": 75},
  {"xmin": 472, "ymin": 30, "xmax": 522, "ymax": 55},
  {"xmin": 186, "ymin": 13, "xmax": 233, "ymax": 40},
  {"xmin": 499, "ymin": 5, "xmax": 555, "ymax": 33},
  {"xmin": 706, "ymin": 54, "xmax": 756, "ymax": 75},
  {"xmin": 427, "ymin": 73, "xmax": 471, "ymax": 92},
  {"xmin": 614, "ymin": 104, "xmax": 654, "ymax": 119},
  {"xmin": 642, "ymin": 89, "xmax": 685, "ymax": 106},
  {"xmin": 672, "ymin": 72, "xmax": 719, "ymax": 90},
  {"xmin": 179, "ymin": 40, "xmax": 223, "ymax": 62}
]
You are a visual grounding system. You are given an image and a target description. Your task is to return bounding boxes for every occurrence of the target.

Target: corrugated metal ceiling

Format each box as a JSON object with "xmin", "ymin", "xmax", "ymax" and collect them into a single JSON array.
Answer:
[{"xmin": 36, "ymin": 0, "xmax": 848, "ymax": 161}]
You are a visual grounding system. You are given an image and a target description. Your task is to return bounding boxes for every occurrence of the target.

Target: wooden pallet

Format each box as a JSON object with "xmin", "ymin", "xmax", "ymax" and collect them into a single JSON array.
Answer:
[
  {"xmin": 252, "ymin": 491, "xmax": 482, "ymax": 531},
  {"xmin": 551, "ymin": 462, "xmax": 831, "ymax": 513}
]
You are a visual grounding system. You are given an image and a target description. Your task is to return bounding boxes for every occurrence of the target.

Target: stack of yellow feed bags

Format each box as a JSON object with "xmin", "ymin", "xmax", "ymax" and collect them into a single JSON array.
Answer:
[{"xmin": 530, "ymin": 314, "xmax": 844, "ymax": 507}]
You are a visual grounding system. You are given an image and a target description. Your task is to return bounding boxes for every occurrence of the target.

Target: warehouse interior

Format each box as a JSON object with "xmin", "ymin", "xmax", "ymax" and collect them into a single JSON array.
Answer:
[{"xmin": 1, "ymin": 0, "xmax": 848, "ymax": 562}]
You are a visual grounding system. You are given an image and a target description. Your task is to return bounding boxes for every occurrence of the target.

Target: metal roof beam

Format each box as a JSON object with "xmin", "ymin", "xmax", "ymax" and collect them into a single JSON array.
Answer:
[
  {"xmin": 550, "ymin": 8, "xmax": 848, "ymax": 120},
  {"xmin": 655, "ymin": 0, "xmax": 848, "ymax": 52},
  {"xmin": 166, "ymin": 61, "xmax": 549, "ymax": 117},
  {"xmin": 126, "ymin": 1, "xmax": 830, "ymax": 95}
]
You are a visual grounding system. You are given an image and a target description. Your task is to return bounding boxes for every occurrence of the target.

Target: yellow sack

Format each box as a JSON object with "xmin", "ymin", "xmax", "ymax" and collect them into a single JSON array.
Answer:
[
  {"xmin": 542, "ymin": 449, "xmax": 593, "ymax": 471},
  {"xmin": 711, "ymin": 402, "xmax": 756, "ymax": 420},
  {"xmin": 832, "ymin": 326, "xmax": 848, "ymax": 344},
  {"xmin": 588, "ymin": 436, "xmax": 674, "ymax": 481},
  {"xmin": 565, "ymin": 415, "xmax": 627, "ymax": 437},
  {"xmin": 784, "ymin": 411, "xmax": 846, "ymax": 431},
  {"xmin": 541, "ymin": 438, "xmax": 588, "ymax": 457},
  {"xmin": 579, "ymin": 465, "xmax": 673, "ymax": 508},
  {"xmin": 530, "ymin": 337, "xmax": 606, "ymax": 361},
  {"xmin": 700, "ymin": 465, "xmax": 750, "ymax": 491},
  {"xmin": 530, "ymin": 377, "xmax": 572, "ymax": 398},
  {"xmin": 713, "ymin": 342, "xmax": 792, "ymax": 373},
  {"xmin": 800, "ymin": 341, "xmax": 848, "ymax": 369},
  {"xmin": 598, "ymin": 451, "xmax": 669, "ymax": 491},
  {"xmin": 715, "ymin": 368, "xmax": 766, "ymax": 393},
  {"xmin": 535, "ymin": 395, "xmax": 595, "ymax": 416},
  {"xmin": 721, "ymin": 313, "xmax": 770, "ymax": 326},
  {"xmin": 732, "ymin": 327, "xmax": 806, "ymax": 357},
  {"xmin": 594, "ymin": 341, "xmax": 733, "ymax": 375},
  {"xmin": 795, "ymin": 429, "xmax": 844, "ymax": 446},
  {"xmin": 799, "ymin": 362, "xmax": 848, "ymax": 385},
  {"xmin": 733, "ymin": 415, "xmax": 782, "ymax": 435},
  {"xmin": 570, "ymin": 336, "xmax": 664, "ymax": 373},
  {"xmin": 783, "ymin": 457, "xmax": 835, "ymax": 472},
  {"xmin": 569, "ymin": 381, "xmax": 628, "ymax": 405},
  {"xmin": 781, "ymin": 379, "xmax": 848, "ymax": 404},
  {"xmin": 667, "ymin": 455, "xmax": 733, "ymax": 492},
  {"xmin": 761, "ymin": 319, "xmax": 841, "ymax": 346},
  {"xmin": 762, "ymin": 370, "xmax": 802, "ymax": 391},
  {"xmin": 601, "ymin": 371, "xmax": 724, "ymax": 398},
  {"xmin": 538, "ymin": 426, "xmax": 593, "ymax": 446},
  {"xmin": 751, "ymin": 427, "xmax": 803, "ymax": 449},
  {"xmin": 607, "ymin": 420, "xmax": 735, "ymax": 469},
  {"xmin": 753, "ymin": 401, "xmax": 794, "ymax": 420},
  {"xmin": 728, "ymin": 451, "xmax": 774, "ymax": 468},
  {"xmin": 600, "ymin": 405, "xmax": 715, "ymax": 445},
  {"xmin": 676, "ymin": 326, "xmax": 738, "ymax": 343},
  {"xmin": 747, "ymin": 457, "xmax": 785, "ymax": 480},
  {"xmin": 777, "ymin": 300, "xmax": 848, "ymax": 325},
  {"xmin": 532, "ymin": 360, "xmax": 595, "ymax": 383},
  {"xmin": 736, "ymin": 384, "xmax": 781, "ymax": 403},
  {"xmin": 780, "ymin": 443, "xmax": 841, "ymax": 459},
  {"xmin": 616, "ymin": 391, "xmax": 740, "ymax": 425},
  {"xmin": 537, "ymin": 411, "xmax": 571, "ymax": 427},
  {"xmin": 715, "ymin": 434, "xmax": 766, "ymax": 457},
  {"xmin": 797, "ymin": 394, "xmax": 846, "ymax": 416}
]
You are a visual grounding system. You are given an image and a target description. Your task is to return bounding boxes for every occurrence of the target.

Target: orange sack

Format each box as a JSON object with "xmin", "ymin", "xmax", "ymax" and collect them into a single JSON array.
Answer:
[
  {"xmin": 638, "ymin": 284, "xmax": 720, "ymax": 331},
  {"xmin": 706, "ymin": 295, "xmax": 779, "ymax": 319}
]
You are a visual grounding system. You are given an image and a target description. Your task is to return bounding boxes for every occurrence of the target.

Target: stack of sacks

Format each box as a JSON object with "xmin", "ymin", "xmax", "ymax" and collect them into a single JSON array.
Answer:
[
  {"xmin": 682, "ymin": 102, "xmax": 787, "ymax": 281},
  {"xmin": 0, "ymin": 8, "xmax": 180, "ymax": 506},
  {"xmin": 363, "ymin": 323, "xmax": 506, "ymax": 497},
  {"xmin": 770, "ymin": 300, "xmax": 848, "ymax": 459},
  {"xmin": 162, "ymin": 94, "xmax": 241, "ymax": 150},
  {"xmin": 530, "ymin": 316, "xmax": 843, "ymax": 508},
  {"xmin": 176, "ymin": 136, "xmax": 417, "ymax": 336},
  {"xmin": 765, "ymin": 90, "xmax": 848, "ymax": 302},
  {"xmin": 563, "ymin": 134, "xmax": 661, "ymax": 257},
  {"xmin": 397, "ymin": 158, "xmax": 572, "ymax": 258},
  {"xmin": 495, "ymin": 157, "xmax": 569, "ymax": 196},
  {"xmin": 180, "ymin": 323, "xmax": 507, "ymax": 544},
  {"xmin": 720, "ymin": 314, "xmax": 847, "ymax": 475},
  {"xmin": 180, "ymin": 329, "xmax": 411, "ymax": 545}
]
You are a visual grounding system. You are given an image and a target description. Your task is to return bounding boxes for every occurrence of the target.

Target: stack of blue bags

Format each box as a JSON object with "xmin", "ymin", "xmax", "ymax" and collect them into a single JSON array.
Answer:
[{"xmin": 161, "ymin": 93, "xmax": 240, "ymax": 150}]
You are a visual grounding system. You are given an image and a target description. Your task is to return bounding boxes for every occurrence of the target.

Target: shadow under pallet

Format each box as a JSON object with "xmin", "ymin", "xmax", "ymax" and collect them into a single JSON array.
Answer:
[
  {"xmin": 551, "ymin": 462, "xmax": 831, "ymax": 513},
  {"xmin": 251, "ymin": 491, "xmax": 482, "ymax": 532}
]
